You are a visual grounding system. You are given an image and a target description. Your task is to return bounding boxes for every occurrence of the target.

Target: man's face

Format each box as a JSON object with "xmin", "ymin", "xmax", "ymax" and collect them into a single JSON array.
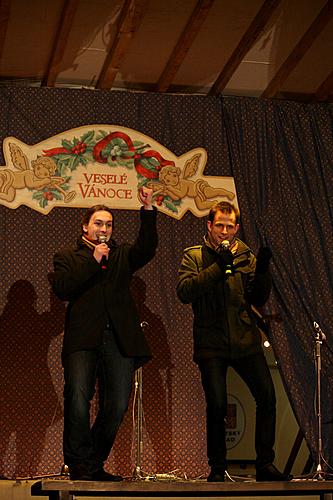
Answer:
[
  {"xmin": 83, "ymin": 210, "xmax": 113, "ymax": 242},
  {"xmin": 207, "ymin": 209, "xmax": 239, "ymax": 248}
]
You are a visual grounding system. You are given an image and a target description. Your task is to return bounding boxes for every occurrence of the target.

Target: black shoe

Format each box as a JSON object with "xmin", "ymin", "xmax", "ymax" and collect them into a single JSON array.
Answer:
[
  {"xmin": 256, "ymin": 463, "xmax": 293, "ymax": 481},
  {"xmin": 207, "ymin": 468, "xmax": 225, "ymax": 482},
  {"xmin": 91, "ymin": 469, "xmax": 123, "ymax": 482},
  {"xmin": 70, "ymin": 472, "xmax": 94, "ymax": 481},
  {"xmin": 69, "ymin": 464, "xmax": 93, "ymax": 481}
]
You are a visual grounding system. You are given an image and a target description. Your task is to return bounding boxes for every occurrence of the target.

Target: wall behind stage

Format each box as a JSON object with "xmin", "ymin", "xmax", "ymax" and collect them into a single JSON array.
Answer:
[{"xmin": 0, "ymin": 88, "xmax": 332, "ymax": 479}]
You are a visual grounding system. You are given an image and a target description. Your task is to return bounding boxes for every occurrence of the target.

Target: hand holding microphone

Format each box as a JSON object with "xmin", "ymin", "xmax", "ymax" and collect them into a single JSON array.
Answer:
[
  {"xmin": 217, "ymin": 240, "xmax": 234, "ymax": 275},
  {"xmin": 96, "ymin": 235, "xmax": 109, "ymax": 270}
]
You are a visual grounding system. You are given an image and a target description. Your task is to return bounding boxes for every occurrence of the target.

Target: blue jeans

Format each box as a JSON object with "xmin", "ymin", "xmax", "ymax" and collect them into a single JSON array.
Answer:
[
  {"xmin": 63, "ymin": 329, "xmax": 134, "ymax": 474},
  {"xmin": 199, "ymin": 352, "xmax": 276, "ymax": 471}
]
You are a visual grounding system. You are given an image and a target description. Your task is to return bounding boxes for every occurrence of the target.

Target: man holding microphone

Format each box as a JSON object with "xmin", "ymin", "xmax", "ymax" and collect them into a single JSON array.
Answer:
[
  {"xmin": 177, "ymin": 201, "xmax": 291, "ymax": 482},
  {"xmin": 52, "ymin": 187, "xmax": 157, "ymax": 481}
]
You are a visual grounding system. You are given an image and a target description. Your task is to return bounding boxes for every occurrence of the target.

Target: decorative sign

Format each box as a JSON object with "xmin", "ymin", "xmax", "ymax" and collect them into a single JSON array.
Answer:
[
  {"xmin": 0, "ymin": 125, "xmax": 237, "ymax": 218},
  {"xmin": 226, "ymin": 394, "xmax": 246, "ymax": 450}
]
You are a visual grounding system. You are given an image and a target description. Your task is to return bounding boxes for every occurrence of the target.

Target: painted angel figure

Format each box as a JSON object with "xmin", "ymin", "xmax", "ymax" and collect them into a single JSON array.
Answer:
[
  {"xmin": 0, "ymin": 143, "xmax": 75, "ymax": 202},
  {"xmin": 148, "ymin": 154, "xmax": 235, "ymax": 210}
]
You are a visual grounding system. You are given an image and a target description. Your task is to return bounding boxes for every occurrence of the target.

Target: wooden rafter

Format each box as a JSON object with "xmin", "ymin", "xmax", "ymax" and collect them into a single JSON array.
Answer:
[
  {"xmin": 42, "ymin": 0, "xmax": 79, "ymax": 87},
  {"xmin": 156, "ymin": 0, "xmax": 215, "ymax": 93},
  {"xmin": 96, "ymin": 0, "xmax": 148, "ymax": 90},
  {"xmin": 314, "ymin": 69, "xmax": 333, "ymax": 102},
  {"xmin": 262, "ymin": 0, "xmax": 333, "ymax": 98},
  {"xmin": 208, "ymin": 0, "xmax": 282, "ymax": 96},
  {"xmin": 0, "ymin": 0, "xmax": 11, "ymax": 61}
]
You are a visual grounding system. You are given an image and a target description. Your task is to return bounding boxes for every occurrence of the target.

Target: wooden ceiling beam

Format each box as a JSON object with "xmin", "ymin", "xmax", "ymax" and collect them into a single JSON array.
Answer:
[
  {"xmin": 313, "ymin": 69, "xmax": 333, "ymax": 102},
  {"xmin": 42, "ymin": 0, "xmax": 79, "ymax": 87},
  {"xmin": 208, "ymin": 0, "xmax": 282, "ymax": 96},
  {"xmin": 156, "ymin": 0, "xmax": 215, "ymax": 93},
  {"xmin": 262, "ymin": 0, "xmax": 333, "ymax": 99},
  {"xmin": 96, "ymin": 0, "xmax": 148, "ymax": 90},
  {"xmin": 0, "ymin": 0, "xmax": 11, "ymax": 61}
]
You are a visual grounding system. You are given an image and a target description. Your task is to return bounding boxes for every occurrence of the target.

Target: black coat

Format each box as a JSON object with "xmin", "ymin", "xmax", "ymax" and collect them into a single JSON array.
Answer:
[{"xmin": 52, "ymin": 207, "xmax": 157, "ymax": 367}]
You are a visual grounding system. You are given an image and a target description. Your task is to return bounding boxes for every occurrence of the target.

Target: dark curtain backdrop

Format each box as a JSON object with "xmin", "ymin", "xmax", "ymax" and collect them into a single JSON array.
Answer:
[
  {"xmin": 221, "ymin": 98, "xmax": 333, "ymax": 469},
  {"xmin": 0, "ymin": 88, "xmax": 332, "ymax": 479}
]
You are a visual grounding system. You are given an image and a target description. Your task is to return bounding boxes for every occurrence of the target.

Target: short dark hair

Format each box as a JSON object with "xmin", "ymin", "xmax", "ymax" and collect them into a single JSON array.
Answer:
[
  {"xmin": 208, "ymin": 201, "xmax": 240, "ymax": 224},
  {"xmin": 81, "ymin": 205, "xmax": 113, "ymax": 233}
]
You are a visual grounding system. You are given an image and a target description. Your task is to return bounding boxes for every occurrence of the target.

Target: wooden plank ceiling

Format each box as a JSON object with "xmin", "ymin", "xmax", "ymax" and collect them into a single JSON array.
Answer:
[{"xmin": 0, "ymin": 0, "xmax": 332, "ymax": 102}]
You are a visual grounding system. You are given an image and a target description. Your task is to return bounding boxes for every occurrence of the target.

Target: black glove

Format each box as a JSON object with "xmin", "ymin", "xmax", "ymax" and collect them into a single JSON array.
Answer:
[
  {"xmin": 216, "ymin": 248, "xmax": 234, "ymax": 271},
  {"xmin": 255, "ymin": 246, "xmax": 272, "ymax": 274}
]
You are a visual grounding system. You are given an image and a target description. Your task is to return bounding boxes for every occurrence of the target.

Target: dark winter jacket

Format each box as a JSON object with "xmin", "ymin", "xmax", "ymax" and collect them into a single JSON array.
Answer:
[
  {"xmin": 176, "ymin": 238, "xmax": 271, "ymax": 362},
  {"xmin": 52, "ymin": 207, "xmax": 157, "ymax": 367}
]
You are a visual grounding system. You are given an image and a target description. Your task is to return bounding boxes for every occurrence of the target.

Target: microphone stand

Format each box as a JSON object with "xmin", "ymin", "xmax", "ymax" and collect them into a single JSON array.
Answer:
[
  {"xmin": 132, "ymin": 321, "xmax": 148, "ymax": 480},
  {"xmin": 312, "ymin": 322, "xmax": 326, "ymax": 480},
  {"xmin": 131, "ymin": 320, "xmax": 177, "ymax": 482}
]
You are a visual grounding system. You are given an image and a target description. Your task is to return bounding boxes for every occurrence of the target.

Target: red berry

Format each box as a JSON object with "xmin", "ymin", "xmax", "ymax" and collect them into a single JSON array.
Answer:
[
  {"xmin": 43, "ymin": 192, "xmax": 53, "ymax": 201},
  {"xmin": 156, "ymin": 195, "xmax": 164, "ymax": 206}
]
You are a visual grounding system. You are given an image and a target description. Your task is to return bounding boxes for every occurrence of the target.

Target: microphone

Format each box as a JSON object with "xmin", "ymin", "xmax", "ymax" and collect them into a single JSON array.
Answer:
[
  {"xmin": 219, "ymin": 240, "xmax": 233, "ymax": 275},
  {"xmin": 313, "ymin": 321, "xmax": 326, "ymax": 341},
  {"xmin": 98, "ymin": 235, "xmax": 108, "ymax": 270}
]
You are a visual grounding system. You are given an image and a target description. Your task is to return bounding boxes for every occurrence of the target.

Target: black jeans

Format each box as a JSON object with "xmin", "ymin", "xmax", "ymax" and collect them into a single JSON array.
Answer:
[
  {"xmin": 199, "ymin": 352, "xmax": 276, "ymax": 471},
  {"xmin": 63, "ymin": 329, "xmax": 134, "ymax": 474}
]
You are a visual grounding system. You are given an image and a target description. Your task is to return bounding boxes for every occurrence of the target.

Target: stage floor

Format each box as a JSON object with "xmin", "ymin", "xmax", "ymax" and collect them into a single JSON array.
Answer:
[{"xmin": 1, "ymin": 476, "xmax": 332, "ymax": 500}]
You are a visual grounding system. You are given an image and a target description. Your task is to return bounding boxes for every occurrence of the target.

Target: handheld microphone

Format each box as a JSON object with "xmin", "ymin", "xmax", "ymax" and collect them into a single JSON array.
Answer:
[
  {"xmin": 98, "ymin": 235, "xmax": 108, "ymax": 270},
  {"xmin": 220, "ymin": 240, "xmax": 233, "ymax": 275}
]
